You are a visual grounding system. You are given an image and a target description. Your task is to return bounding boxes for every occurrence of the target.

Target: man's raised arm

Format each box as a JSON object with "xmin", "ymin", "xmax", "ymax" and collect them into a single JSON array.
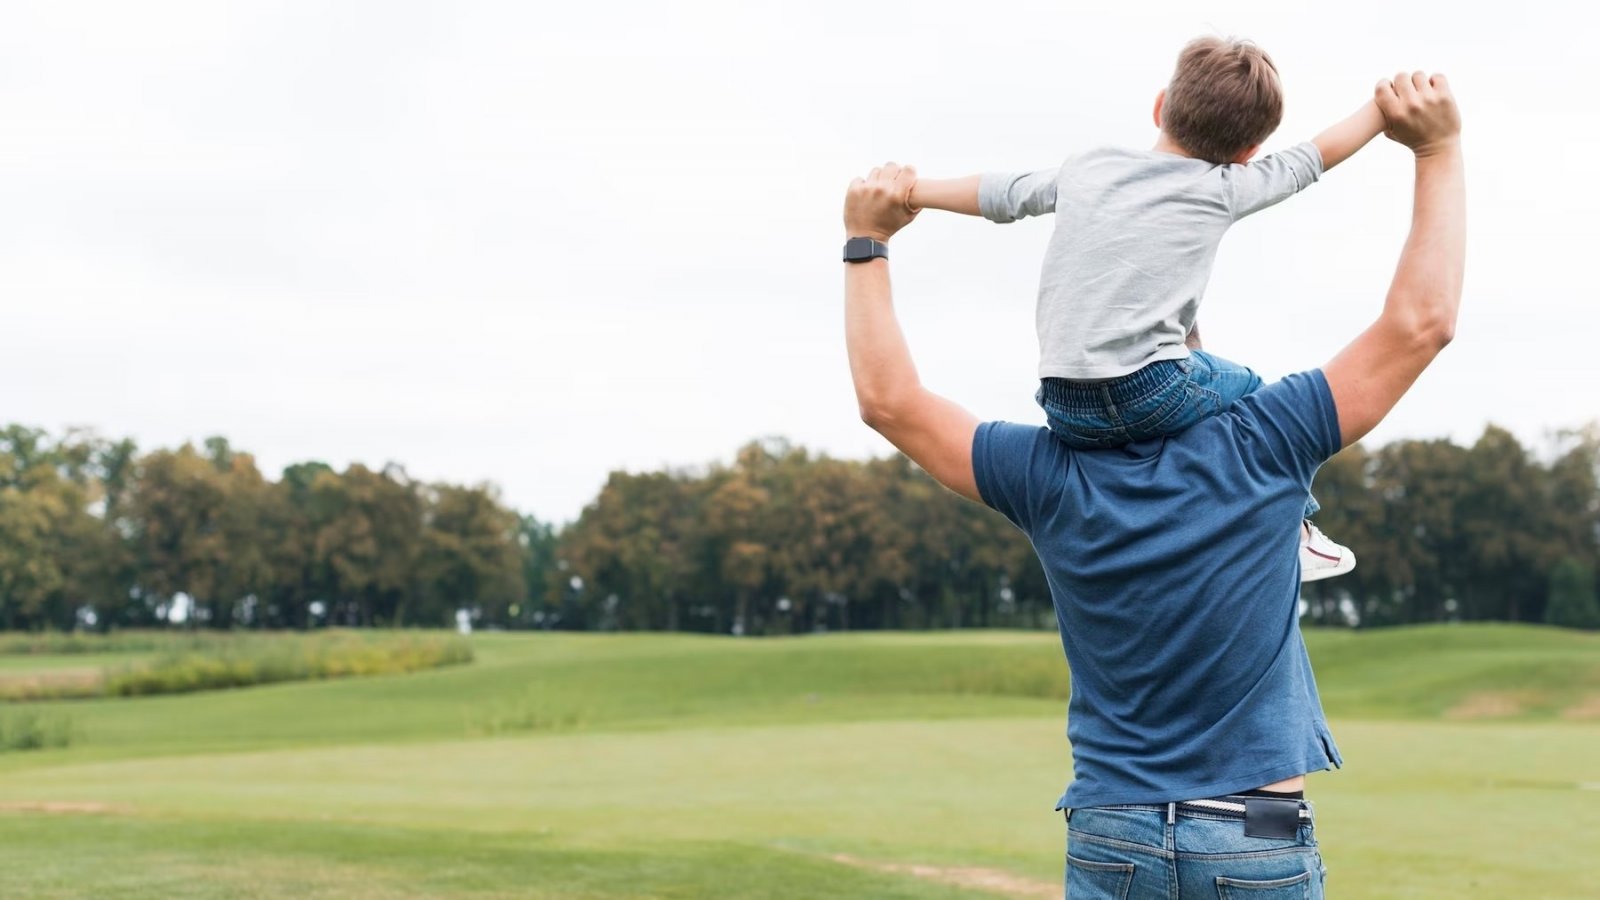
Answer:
[
  {"xmin": 1323, "ymin": 72, "xmax": 1465, "ymax": 447},
  {"xmin": 843, "ymin": 163, "xmax": 982, "ymax": 501}
]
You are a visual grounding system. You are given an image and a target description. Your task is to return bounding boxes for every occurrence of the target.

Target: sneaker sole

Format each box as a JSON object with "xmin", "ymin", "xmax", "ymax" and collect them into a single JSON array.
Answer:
[{"xmin": 1301, "ymin": 555, "xmax": 1356, "ymax": 583}]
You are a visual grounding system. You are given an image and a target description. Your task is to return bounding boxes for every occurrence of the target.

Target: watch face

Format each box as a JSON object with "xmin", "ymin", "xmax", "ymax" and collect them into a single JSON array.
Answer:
[{"xmin": 844, "ymin": 237, "xmax": 885, "ymax": 262}]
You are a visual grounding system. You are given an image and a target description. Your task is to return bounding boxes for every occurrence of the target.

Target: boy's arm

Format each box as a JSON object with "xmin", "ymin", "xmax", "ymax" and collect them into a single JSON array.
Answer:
[
  {"xmin": 1225, "ymin": 143, "xmax": 1323, "ymax": 219},
  {"xmin": 908, "ymin": 176, "xmax": 982, "ymax": 216},
  {"xmin": 1312, "ymin": 99, "xmax": 1387, "ymax": 171},
  {"xmin": 910, "ymin": 169, "xmax": 1057, "ymax": 222},
  {"xmin": 1226, "ymin": 95, "xmax": 1385, "ymax": 219}
]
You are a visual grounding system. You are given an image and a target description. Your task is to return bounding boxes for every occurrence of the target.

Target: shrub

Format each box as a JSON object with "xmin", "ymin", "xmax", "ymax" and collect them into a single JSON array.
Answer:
[
  {"xmin": 102, "ymin": 631, "xmax": 473, "ymax": 698},
  {"xmin": 0, "ymin": 630, "xmax": 473, "ymax": 701}
]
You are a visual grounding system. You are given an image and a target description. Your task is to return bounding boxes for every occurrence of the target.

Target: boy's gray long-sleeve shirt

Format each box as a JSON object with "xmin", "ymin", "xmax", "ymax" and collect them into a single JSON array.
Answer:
[{"xmin": 981, "ymin": 142, "xmax": 1324, "ymax": 380}]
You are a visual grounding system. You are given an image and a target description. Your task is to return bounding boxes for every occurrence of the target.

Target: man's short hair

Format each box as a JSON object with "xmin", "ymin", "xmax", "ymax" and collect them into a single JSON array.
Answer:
[{"xmin": 1162, "ymin": 36, "xmax": 1284, "ymax": 165}]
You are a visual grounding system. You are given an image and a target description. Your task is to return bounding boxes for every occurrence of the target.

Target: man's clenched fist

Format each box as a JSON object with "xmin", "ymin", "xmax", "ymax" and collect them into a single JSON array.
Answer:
[
  {"xmin": 844, "ymin": 162, "xmax": 918, "ymax": 244},
  {"xmin": 1375, "ymin": 72, "xmax": 1461, "ymax": 158}
]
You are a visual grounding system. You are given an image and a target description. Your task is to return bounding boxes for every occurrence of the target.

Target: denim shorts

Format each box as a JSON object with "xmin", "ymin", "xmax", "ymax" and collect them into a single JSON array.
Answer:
[
  {"xmin": 1065, "ymin": 801, "xmax": 1327, "ymax": 899},
  {"xmin": 1036, "ymin": 350, "xmax": 1264, "ymax": 451},
  {"xmin": 1038, "ymin": 350, "xmax": 1319, "ymax": 518}
]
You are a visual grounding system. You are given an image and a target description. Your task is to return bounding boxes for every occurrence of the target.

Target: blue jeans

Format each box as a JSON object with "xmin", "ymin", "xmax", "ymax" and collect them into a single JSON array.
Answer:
[
  {"xmin": 1037, "ymin": 350, "xmax": 1318, "ymax": 517},
  {"xmin": 1065, "ymin": 802, "xmax": 1327, "ymax": 899}
]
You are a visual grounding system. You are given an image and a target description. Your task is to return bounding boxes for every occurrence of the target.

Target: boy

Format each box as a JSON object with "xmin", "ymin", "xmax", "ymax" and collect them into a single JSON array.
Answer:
[{"xmin": 909, "ymin": 36, "xmax": 1385, "ymax": 581}]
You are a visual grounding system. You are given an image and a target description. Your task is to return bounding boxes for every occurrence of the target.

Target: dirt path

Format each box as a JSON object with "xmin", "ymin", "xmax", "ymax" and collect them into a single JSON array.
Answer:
[
  {"xmin": 0, "ymin": 801, "xmax": 122, "ymax": 815},
  {"xmin": 830, "ymin": 853, "xmax": 1059, "ymax": 898}
]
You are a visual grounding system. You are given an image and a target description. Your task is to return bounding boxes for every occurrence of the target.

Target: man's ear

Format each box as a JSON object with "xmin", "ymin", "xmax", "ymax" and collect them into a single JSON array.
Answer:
[
  {"xmin": 1230, "ymin": 143, "xmax": 1262, "ymax": 164},
  {"xmin": 1152, "ymin": 89, "xmax": 1165, "ymax": 128}
]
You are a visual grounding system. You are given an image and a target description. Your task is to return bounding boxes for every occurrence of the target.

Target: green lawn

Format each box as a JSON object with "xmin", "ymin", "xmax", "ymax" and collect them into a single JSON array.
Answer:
[{"xmin": 1, "ymin": 625, "xmax": 1597, "ymax": 898}]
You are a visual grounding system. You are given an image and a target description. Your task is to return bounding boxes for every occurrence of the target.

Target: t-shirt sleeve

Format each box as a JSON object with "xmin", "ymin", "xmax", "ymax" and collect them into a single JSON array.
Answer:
[
  {"xmin": 1222, "ymin": 142, "xmax": 1324, "ymax": 220},
  {"xmin": 1229, "ymin": 370, "xmax": 1343, "ymax": 483},
  {"xmin": 970, "ymin": 421, "xmax": 1062, "ymax": 532},
  {"xmin": 978, "ymin": 168, "xmax": 1059, "ymax": 223}
]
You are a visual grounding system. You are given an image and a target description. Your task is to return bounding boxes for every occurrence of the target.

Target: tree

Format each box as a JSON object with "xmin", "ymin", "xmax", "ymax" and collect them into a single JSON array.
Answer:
[
  {"xmin": 1545, "ymin": 559, "xmax": 1600, "ymax": 630},
  {"xmin": 519, "ymin": 515, "xmax": 562, "ymax": 628},
  {"xmin": 1543, "ymin": 428, "xmax": 1600, "ymax": 594},
  {"xmin": 0, "ymin": 482, "xmax": 68, "ymax": 629},
  {"xmin": 1356, "ymin": 438, "xmax": 1468, "ymax": 625},
  {"xmin": 418, "ymin": 483, "xmax": 525, "ymax": 627},
  {"xmin": 127, "ymin": 445, "xmax": 238, "ymax": 627},
  {"xmin": 700, "ymin": 444, "xmax": 781, "ymax": 634},
  {"xmin": 561, "ymin": 470, "xmax": 698, "ymax": 631},
  {"xmin": 311, "ymin": 464, "xmax": 423, "ymax": 627},
  {"xmin": 263, "ymin": 461, "xmax": 337, "ymax": 629},
  {"xmin": 0, "ymin": 428, "xmax": 128, "ymax": 630},
  {"xmin": 83, "ymin": 436, "xmax": 141, "ymax": 628},
  {"xmin": 1456, "ymin": 426, "xmax": 1546, "ymax": 622}
]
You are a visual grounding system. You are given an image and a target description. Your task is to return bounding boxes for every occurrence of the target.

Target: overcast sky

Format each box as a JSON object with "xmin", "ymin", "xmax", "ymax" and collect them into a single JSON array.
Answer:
[{"xmin": 3, "ymin": 2, "xmax": 1595, "ymax": 524}]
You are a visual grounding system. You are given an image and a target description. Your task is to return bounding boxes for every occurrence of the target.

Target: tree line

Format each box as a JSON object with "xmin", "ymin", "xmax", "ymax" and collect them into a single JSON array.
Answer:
[
  {"xmin": 0, "ymin": 426, "xmax": 524, "ymax": 631},
  {"xmin": 2, "ymin": 423, "xmax": 1598, "ymax": 634}
]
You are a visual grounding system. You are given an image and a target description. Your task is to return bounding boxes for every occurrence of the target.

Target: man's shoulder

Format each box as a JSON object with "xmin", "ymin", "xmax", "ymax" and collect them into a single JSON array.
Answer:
[
  {"xmin": 1218, "ymin": 369, "xmax": 1343, "ymax": 471},
  {"xmin": 972, "ymin": 421, "xmax": 1057, "ymax": 473},
  {"xmin": 1230, "ymin": 370, "xmax": 1337, "ymax": 418},
  {"xmin": 970, "ymin": 421, "xmax": 1063, "ymax": 528}
]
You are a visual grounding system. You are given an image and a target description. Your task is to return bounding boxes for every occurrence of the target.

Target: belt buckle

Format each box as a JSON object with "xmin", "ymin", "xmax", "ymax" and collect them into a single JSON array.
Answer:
[{"xmin": 1242, "ymin": 798, "xmax": 1300, "ymax": 839}]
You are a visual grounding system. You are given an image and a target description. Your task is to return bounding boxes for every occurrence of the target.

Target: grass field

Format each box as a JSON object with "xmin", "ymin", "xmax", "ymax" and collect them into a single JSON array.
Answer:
[{"xmin": 0, "ymin": 625, "xmax": 1597, "ymax": 898}]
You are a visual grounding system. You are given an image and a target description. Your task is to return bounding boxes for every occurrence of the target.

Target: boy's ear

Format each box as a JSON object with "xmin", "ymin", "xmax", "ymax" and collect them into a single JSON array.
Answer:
[
  {"xmin": 1230, "ymin": 143, "xmax": 1262, "ymax": 164},
  {"xmin": 1152, "ymin": 89, "xmax": 1166, "ymax": 128}
]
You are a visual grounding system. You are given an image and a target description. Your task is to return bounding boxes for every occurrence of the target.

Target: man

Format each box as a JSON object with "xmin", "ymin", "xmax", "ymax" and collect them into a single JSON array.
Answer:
[{"xmin": 841, "ymin": 72, "xmax": 1462, "ymax": 898}]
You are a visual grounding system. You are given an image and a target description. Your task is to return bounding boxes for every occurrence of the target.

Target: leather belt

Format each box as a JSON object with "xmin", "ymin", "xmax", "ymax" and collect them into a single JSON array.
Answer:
[
  {"xmin": 1181, "ymin": 797, "xmax": 1313, "ymax": 820},
  {"xmin": 1176, "ymin": 795, "xmax": 1310, "ymax": 839}
]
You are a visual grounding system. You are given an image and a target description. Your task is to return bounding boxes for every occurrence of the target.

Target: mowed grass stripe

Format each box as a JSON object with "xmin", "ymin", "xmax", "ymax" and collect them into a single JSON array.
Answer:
[{"xmin": 0, "ymin": 814, "xmax": 996, "ymax": 899}]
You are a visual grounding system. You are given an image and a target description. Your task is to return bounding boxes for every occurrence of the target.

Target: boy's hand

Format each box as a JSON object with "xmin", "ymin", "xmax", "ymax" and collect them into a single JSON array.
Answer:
[
  {"xmin": 844, "ymin": 162, "xmax": 918, "ymax": 243},
  {"xmin": 1375, "ymin": 72, "xmax": 1460, "ymax": 158}
]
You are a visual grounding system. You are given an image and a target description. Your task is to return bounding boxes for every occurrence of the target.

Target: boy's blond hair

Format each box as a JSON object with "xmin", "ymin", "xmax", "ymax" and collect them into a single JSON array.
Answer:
[{"xmin": 1162, "ymin": 37, "xmax": 1284, "ymax": 164}]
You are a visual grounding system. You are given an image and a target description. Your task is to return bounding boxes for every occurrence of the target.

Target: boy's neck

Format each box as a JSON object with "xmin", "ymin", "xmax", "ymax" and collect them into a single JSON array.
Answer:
[{"xmin": 1151, "ymin": 132, "xmax": 1194, "ymax": 158}]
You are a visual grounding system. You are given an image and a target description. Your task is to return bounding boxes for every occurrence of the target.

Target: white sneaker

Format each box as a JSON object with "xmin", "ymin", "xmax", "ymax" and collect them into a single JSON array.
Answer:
[{"xmin": 1300, "ymin": 520, "xmax": 1356, "ymax": 583}]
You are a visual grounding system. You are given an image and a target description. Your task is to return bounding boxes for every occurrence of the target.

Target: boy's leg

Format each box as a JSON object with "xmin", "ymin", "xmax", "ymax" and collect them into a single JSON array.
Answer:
[{"xmin": 1185, "ymin": 349, "xmax": 1265, "ymax": 408}]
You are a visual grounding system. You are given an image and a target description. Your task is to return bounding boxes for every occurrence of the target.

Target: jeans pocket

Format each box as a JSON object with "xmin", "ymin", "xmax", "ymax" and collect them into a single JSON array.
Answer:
[
  {"xmin": 1215, "ymin": 869, "xmax": 1313, "ymax": 898},
  {"xmin": 1066, "ymin": 853, "xmax": 1134, "ymax": 900}
]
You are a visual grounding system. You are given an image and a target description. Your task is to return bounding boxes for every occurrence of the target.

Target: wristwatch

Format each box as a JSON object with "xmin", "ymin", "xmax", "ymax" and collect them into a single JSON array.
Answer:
[{"xmin": 842, "ymin": 237, "xmax": 889, "ymax": 263}]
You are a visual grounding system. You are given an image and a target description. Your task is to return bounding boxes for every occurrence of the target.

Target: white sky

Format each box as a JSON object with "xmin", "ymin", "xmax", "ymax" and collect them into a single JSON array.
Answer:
[{"xmin": 3, "ymin": 2, "xmax": 1596, "ymax": 524}]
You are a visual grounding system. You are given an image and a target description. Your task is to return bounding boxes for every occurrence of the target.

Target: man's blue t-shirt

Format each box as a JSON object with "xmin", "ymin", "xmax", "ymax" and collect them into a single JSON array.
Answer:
[{"xmin": 972, "ymin": 370, "xmax": 1345, "ymax": 809}]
